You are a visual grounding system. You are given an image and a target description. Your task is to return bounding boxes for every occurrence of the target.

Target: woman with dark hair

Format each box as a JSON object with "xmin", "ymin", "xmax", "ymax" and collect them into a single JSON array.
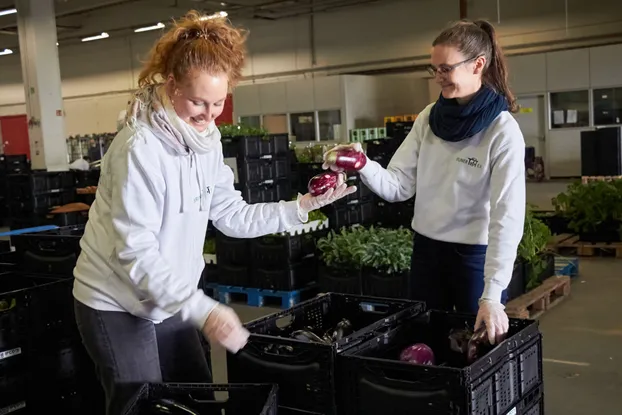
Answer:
[
  {"xmin": 323, "ymin": 20, "xmax": 525, "ymax": 346},
  {"xmin": 72, "ymin": 11, "xmax": 354, "ymax": 415}
]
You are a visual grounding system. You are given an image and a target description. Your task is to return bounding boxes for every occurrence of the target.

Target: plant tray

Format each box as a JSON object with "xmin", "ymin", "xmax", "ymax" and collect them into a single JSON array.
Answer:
[
  {"xmin": 550, "ymin": 233, "xmax": 622, "ymax": 257},
  {"xmin": 505, "ymin": 275, "xmax": 571, "ymax": 320}
]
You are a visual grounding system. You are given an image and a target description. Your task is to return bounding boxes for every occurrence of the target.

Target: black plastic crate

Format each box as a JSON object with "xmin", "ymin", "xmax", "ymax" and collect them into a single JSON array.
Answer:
[
  {"xmin": 507, "ymin": 262, "xmax": 525, "ymax": 302},
  {"xmin": 122, "ymin": 383, "xmax": 278, "ymax": 415},
  {"xmin": 339, "ymin": 309, "xmax": 542, "ymax": 415},
  {"xmin": 11, "ymin": 225, "xmax": 84, "ymax": 276},
  {"xmin": 237, "ymin": 180, "xmax": 292, "ymax": 204},
  {"xmin": 7, "ymin": 171, "xmax": 75, "ymax": 198},
  {"xmin": 385, "ymin": 121, "xmax": 414, "ymax": 140},
  {"xmin": 226, "ymin": 293, "xmax": 425, "ymax": 414},
  {"xmin": 0, "ymin": 155, "xmax": 29, "ymax": 174},
  {"xmin": 318, "ymin": 265, "xmax": 363, "ymax": 295},
  {"xmin": 8, "ymin": 189, "xmax": 75, "ymax": 215},
  {"xmin": 217, "ymin": 263, "xmax": 250, "ymax": 287},
  {"xmin": 362, "ymin": 269, "xmax": 409, "ymax": 299},
  {"xmin": 215, "ymin": 232, "xmax": 250, "ymax": 267},
  {"xmin": 222, "ymin": 134, "xmax": 289, "ymax": 159},
  {"xmin": 325, "ymin": 200, "xmax": 375, "ymax": 230},
  {"xmin": 251, "ymin": 227, "xmax": 325, "ymax": 268},
  {"xmin": 252, "ymin": 256, "xmax": 318, "ymax": 291},
  {"xmin": 239, "ymin": 157, "xmax": 291, "ymax": 186},
  {"xmin": 0, "ymin": 272, "xmax": 77, "ymax": 357},
  {"xmin": 374, "ymin": 197, "xmax": 414, "ymax": 229}
]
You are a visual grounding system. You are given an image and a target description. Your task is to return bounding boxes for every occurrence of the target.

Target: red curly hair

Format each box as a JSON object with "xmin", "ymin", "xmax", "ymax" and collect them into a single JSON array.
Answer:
[{"xmin": 138, "ymin": 10, "xmax": 248, "ymax": 88}]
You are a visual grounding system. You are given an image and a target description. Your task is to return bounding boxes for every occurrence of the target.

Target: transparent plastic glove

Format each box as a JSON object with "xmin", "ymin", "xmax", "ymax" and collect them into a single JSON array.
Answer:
[
  {"xmin": 474, "ymin": 299, "xmax": 509, "ymax": 345},
  {"xmin": 298, "ymin": 172, "xmax": 357, "ymax": 216},
  {"xmin": 322, "ymin": 142, "xmax": 365, "ymax": 172},
  {"xmin": 201, "ymin": 303, "xmax": 249, "ymax": 353}
]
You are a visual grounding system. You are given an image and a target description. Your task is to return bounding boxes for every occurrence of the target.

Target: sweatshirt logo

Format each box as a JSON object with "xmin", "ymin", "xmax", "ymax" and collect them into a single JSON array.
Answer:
[
  {"xmin": 456, "ymin": 156, "xmax": 482, "ymax": 169},
  {"xmin": 193, "ymin": 186, "xmax": 212, "ymax": 203}
]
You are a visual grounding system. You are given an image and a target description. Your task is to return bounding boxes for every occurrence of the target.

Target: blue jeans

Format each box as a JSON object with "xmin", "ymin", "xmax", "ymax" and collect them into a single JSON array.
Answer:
[{"xmin": 410, "ymin": 232, "xmax": 507, "ymax": 313}]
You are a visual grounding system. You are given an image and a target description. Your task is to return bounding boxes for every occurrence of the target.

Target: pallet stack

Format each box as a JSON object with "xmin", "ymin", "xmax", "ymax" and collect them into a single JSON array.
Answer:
[{"xmin": 0, "ymin": 155, "xmax": 30, "ymax": 224}]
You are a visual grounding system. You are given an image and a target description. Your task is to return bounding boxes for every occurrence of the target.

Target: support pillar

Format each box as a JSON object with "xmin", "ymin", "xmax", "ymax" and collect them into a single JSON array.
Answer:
[{"xmin": 16, "ymin": 0, "xmax": 67, "ymax": 171}]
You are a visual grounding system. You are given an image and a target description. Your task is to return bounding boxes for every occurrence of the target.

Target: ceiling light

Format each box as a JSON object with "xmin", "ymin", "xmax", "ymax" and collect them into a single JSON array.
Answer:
[
  {"xmin": 134, "ymin": 22, "xmax": 165, "ymax": 33},
  {"xmin": 200, "ymin": 11, "xmax": 228, "ymax": 20},
  {"xmin": 0, "ymin": 8, "xmax": 17, "ymax": 17},
  {"xmin": 0, "ymin": 48, "xmax": 13, "ymax": 56},
  {"xmin": 81, "ymin": 32, "xmax": 109, "ymax": 42},
  {"xmin": 220, "ymin": 2, "xmax": 227, "ymax": 5}
]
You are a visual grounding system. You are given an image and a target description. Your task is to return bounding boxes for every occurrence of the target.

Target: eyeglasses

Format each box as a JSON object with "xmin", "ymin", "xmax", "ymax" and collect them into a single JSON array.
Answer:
[{"xmin": 426, "ymin": 56, "xmax": 481, "ymax": 76}]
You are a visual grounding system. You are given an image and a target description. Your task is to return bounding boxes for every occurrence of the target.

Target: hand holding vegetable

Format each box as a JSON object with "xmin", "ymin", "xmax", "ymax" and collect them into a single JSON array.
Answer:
[
  {"xmin": 475, "ymin": 299, "xmax": 509, "ymax": 345},
  {"xmin": 298, "ymin": 172, "xmax": 357, "ymax": 217},
  {"xmin": 202, "ymin": 303, "xmax": 249, "ymax": 353},
  {"xmin": 322, "ymin": 143, "xmax": 368, "ymax": 172}
]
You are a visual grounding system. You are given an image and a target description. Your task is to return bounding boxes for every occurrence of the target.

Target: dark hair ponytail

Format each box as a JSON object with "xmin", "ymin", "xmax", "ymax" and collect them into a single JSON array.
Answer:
[{"xmin": 433, "ymin": 19, "xmax": 518, "ymax": 113}]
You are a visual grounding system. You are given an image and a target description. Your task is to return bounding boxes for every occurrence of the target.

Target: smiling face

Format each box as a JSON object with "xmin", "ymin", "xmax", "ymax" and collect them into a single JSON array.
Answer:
[
  {"xmin": 166, "ymin": 69, "xmax": 229, "ymax": 132},
  {"xmin": 430, "ymin": 44, "xmax": 486, "ymax": 102}
]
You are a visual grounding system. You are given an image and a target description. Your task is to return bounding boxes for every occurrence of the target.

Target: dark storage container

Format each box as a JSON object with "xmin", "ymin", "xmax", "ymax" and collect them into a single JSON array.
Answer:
[
  {"xmin": 222, "ymin": 134, "xmax": 289, "ymax": 159},
  {"xmin": 252, "ymin": 256, "xmax": 317, "ymax": 291},
  {"xmin": 237, "ymin": 179, "xmax": 292, "ymax": 204},
  {"xmin": 11, "ymin": 225, "xmax": 84, "ymax": 276},
  {"xmin": 240, "ymin": 157, "xmax": 291, "ymax": 186},
  {"xmin": 507, "ymin": 261, "xmax": 525, "ymax": 302},
  {"xmin": 227, "ymin": 293, "xmax": 425, "ymax": 414},
  {"xmin": 215, "ymin": 232, "xmax": 250, "ymax": 267},
  {"xmin": 339, "ymin": 310, "xmax": 542, "ymax": 415},
  {"xmin": 8, "ymin": 189, "xmax": 75, "ymax": 215},
  {"xmin": 122, "ymin": 383, "xmax": 278, "ymax": 415},
  {"xmin": 362, "ymin": 269, "xmax": 410, "ymax": 299},
  {"xmin": 318, "ymin": 265, "xmax": 362, "ymax": 295},
  {"xmin": 325, "ymin": 200, "xmax": 375, "ymax": 230}
]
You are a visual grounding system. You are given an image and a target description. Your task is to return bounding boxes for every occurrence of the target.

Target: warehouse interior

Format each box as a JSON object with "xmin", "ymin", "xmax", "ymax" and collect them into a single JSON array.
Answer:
[{"xmin": 1, "ymin": 0, "xmax": 622, "ymax": 414}]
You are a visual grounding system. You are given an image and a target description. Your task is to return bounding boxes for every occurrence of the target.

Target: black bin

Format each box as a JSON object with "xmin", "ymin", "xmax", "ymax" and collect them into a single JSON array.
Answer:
[
  {"xmin": 226, "ymin": 293, "xmax": 425, "ymax": 414},
  {"xmin": 339, "ymin": 309, "xmax": 543, "ymax": 415},
  {"xmin": 122, "ymin": 383, "xmax": 278, "ymax": 415},
  {"xmin": 11, "ymin": 225, "xmax": 84, "ymax": 276}
]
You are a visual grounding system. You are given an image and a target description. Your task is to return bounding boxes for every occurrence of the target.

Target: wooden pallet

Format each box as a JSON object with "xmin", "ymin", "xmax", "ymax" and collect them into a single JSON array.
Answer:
[
  {"xmin": 550, "ymin": 233, "xmax": 622, "ymax": 257},
  {"xmin": 581, "ymin": 175, "xmax": 622, "ymax": 184},
  {"xmin": 506, "ymin": 275, "xmax": 571, "ymax": 319}
]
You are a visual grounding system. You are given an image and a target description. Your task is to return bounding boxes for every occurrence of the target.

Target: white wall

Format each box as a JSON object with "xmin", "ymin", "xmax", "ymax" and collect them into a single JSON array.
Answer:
[{"xmin": 1, "ymin": 0, "xmax": 622, "ymax": 140}]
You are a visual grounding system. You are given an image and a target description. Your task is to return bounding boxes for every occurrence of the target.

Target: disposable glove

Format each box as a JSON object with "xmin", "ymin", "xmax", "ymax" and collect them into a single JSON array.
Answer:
[
  {"xmin": 202, "ymin": 303, "xmax": 249, "ymax": 353},
  {"xmin": 298, "ymin": 172, "xmax": 357, "ymax": 219},
  {"xmin": 322, "ymin": 142, "xmax": 366, "ymax": 172},
  {"xmin": 475, "ymin": 299, "xmax": 509, "ymax": 345}
]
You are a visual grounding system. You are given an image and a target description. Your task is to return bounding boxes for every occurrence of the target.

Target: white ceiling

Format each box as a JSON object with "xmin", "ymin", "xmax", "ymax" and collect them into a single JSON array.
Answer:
[{"xmin": 0, "ymin": 0, "xmax": 389, "ymax": 49}]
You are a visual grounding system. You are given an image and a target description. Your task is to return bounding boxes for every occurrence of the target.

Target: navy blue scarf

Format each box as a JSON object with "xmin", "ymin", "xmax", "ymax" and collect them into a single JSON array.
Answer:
[{"xmin": 429, "ymin": 86, "xmax": 508, "ymax": 142}]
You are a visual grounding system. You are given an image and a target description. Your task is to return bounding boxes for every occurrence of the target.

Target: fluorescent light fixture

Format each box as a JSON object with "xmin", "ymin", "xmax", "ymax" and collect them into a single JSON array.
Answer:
[
  {"xmin": 200, "ymin": 11, "xmax": 228, "ymax": 20},
  {"xmin": 81, "ymin": 32, "xmax": 109, "ymax": 42},
  {"xmin": 0, "ymin": 48, "xmax": 13, "ymax": 56},
  {"xmin": 0, "ymin": 8, "xmax": 17, "ymax": 17},
  {"xmin": 134, "ymin": 22, "xmax": 165, "ymax": 33}
]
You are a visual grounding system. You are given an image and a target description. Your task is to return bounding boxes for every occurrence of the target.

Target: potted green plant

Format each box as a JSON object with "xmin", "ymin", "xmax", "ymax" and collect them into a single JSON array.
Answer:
[
  {"xmin": 316, "ymin": 226, "xmax": 370, "ymax": 294},
  {"xmin": 360, "ymin": 227, "xmax": 413, "ymax": 299},
  {"xmin": 517, "ymin": 205, "xmax": 554, "ymax": 292},
  {"xmin": 552, "ymin": 180, "xmax": 622, "ymax": 243}
]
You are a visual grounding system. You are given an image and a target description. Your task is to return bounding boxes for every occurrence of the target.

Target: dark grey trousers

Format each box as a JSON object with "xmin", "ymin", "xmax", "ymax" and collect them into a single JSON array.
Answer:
[{"xmin": 74, "ymin": 299, "xmax": 212, "ymax": 415}]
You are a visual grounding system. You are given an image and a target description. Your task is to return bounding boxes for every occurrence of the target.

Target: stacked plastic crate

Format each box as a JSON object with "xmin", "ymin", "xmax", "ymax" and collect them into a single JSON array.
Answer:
[
  {"xmin": 6, "ymin": 170, "xmax": 76, "ymax": 228},
  {"xmin": 0, "ymin": 155, "xmax": 30, "ymax": 225},
  {"xmin": 215, "ymin": 133, "xmax": 294, "ymax": 289},
  {"xmin": 0, "ymin": 270, "xmax": 102, "ymax": 413}
]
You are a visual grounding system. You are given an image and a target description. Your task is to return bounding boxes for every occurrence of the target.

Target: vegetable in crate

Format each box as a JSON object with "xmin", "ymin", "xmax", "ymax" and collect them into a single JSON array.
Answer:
[
  {"xmin": 308, "ymin": 171, "xmax": 342, "ymax": 196},
  {"xmin": 399, "ymin": 343, "xmax": 435, "ymax": 366},
  {"xmin": 448, "ymin": 326, "xmax": 493, "ymax": 364},
  {"xmin": 325, "ymin": 318, "xmax": 354, "ymax": 342}
]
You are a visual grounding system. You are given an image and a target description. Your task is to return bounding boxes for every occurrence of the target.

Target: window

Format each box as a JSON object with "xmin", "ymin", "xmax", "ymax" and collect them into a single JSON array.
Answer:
[
  {"xmin": 289, "ymin": 112, "xmax": 316, "ymax": 142},
  {"xmin": 318, "ymin": 110, "xmax": 342, "ymax": 141},
  {"xmin": 239, "ymin": 115, "xmax": 261, "ymax": 128},
  {"xmin": 549, "ymin": 90, "xmax": 590, "ymax": 129},
  {"xmin": 593, "ymin": 88, "xmax": 622, "ymax": 126}
]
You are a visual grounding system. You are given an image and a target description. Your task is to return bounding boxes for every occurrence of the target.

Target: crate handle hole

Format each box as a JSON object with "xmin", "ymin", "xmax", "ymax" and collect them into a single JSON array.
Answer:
[
  {"xmin": 275, "ymin": 315, "xmax": 294, "ymax": 329},
  {"xmin": 360, "ymin": 302, "xmax": 389, "ymax": 314}
]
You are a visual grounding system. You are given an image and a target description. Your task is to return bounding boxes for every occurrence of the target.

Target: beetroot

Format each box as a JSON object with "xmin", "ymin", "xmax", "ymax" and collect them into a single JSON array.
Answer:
[
  {"xmin": 399, "ymin": 343, "xmax": 435, "ymax": 366},
  {"xmin": 325, "ymin": 149, "xmax": 367, "ymax": 171},
  {"xmin": 308, "ymin": 171, "xmax": 340, "ymax": 196}
]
